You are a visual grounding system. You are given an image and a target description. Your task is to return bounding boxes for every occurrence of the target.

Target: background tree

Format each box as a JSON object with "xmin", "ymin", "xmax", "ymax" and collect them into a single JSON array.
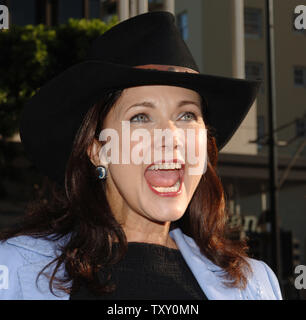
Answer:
[{"xmin": 0, "ymin": 17, "xmax": 118, "ymax": 139}]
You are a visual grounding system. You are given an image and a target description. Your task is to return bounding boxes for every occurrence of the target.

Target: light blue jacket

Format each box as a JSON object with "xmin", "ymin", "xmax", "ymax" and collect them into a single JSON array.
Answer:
[{"xmin": 0, "ymin": 227, "xmax": 282, "ymax": 300}]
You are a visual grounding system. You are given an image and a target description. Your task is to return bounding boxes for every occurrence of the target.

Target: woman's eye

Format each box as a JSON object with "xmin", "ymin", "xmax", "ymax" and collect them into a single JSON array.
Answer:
[
  {"xmin": 180, "ymin": 112, "xmax": 197, "ymax": 121},
  {"xmin": 130, "ymin": 113, "xmax": 150, "ymax": 123}
]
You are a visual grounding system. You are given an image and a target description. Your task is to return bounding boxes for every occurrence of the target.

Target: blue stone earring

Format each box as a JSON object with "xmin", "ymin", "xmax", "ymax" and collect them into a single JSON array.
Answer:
[{"xmin": 96, "ymin": 165, "xmax": 107, "ymax": 180}]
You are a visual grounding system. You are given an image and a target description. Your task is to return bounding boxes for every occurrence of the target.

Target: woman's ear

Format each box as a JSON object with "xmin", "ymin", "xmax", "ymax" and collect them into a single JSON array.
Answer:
[{"xmin": 87, "ymin": 139, "xmax": 104, "ymax": 167}]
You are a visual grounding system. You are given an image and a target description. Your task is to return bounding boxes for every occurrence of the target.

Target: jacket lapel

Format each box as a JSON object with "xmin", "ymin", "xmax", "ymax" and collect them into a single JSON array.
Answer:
[{"xmin": 169, "ymin": 228, "xmax": 244, "ymax": 300}]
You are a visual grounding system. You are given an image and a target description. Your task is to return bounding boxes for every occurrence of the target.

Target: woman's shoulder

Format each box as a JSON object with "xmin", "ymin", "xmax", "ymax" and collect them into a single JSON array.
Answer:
[
  {"xmin": 0, "ymin": 234, "xmax": 68, "ymax": 262},
  {"xmin": 0, "ymin": 235, "xmax": 70, "ymax": 300}
]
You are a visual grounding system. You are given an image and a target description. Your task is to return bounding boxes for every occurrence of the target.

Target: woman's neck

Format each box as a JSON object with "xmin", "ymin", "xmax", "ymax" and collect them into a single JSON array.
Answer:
[{"xmin": 110, "ymin": 213, "xmax": 178, "ymax": 249}]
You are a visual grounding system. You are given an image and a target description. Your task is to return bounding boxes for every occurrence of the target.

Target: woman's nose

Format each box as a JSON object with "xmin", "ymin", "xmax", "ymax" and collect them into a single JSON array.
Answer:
[{"xmin": 153, "ymin": 120, "xmax": 184, "ymax": 152}]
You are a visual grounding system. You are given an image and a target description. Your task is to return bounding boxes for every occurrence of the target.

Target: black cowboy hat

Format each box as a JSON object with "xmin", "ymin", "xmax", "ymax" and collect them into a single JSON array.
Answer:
[{"xmin": 20, "ymin": 11, "xmax": 261, "ymax": 184}]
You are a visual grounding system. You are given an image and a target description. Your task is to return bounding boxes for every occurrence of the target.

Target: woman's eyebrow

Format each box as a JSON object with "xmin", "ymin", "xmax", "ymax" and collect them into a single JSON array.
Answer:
[
  {"xmin": 126, "ymin": 100, "xmax": 201, "ymax": 112},
  {"xmin": 178, "ymin": 100, "xmax": 202, "ymax": 109},
  {"xmin": 126, "ymin": 101, "xmax": 155, "ymax": 111}
]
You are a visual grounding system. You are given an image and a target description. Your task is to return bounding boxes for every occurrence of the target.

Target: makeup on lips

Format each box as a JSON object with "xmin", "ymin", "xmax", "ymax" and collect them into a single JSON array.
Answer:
[{"xmin": 144, "ymin": 160, "xmax": 185, "ymax": 197}]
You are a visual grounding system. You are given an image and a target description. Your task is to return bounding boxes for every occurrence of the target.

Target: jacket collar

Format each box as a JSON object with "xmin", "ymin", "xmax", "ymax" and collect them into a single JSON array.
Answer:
[
  {"xmin": 7, "ymin": 228, "xmax": 251, "ymax": 300},
  {"xmin": 169, "ymin": 228, "xmax": 223, "ymax": 272},
  {"xmin": 169, "ymin": 228, "xmax": 244, "ymax": 300},
  {"xmin": 6, "ymin": 229, "xmax": 221, "ymax": 272}
]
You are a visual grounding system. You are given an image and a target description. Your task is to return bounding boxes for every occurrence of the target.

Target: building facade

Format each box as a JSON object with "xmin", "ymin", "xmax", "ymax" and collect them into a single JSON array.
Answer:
[{"xmin": 173, "ymin": 1, "xmax": 306, "ymax": 295}]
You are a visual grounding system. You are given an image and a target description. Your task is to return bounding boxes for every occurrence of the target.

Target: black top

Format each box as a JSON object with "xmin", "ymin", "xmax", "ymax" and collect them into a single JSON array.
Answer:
[{"xmin": 70, "ymin": 242, "xmax": 207, "ymax": 300}]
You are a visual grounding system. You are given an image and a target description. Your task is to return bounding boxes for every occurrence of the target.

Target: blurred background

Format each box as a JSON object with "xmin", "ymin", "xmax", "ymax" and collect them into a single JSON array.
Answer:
[{"xmin": 0, "ymin": 0, "xmax": 305, "ymax": 299}]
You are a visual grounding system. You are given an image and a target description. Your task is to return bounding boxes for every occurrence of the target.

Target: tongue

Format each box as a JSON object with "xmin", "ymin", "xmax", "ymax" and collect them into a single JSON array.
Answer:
[{"xmin": 144, "ymin": 170, "xmax": 180, "ymax": 187}]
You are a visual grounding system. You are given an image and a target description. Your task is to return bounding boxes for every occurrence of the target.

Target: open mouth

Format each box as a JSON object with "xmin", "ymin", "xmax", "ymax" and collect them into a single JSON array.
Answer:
[{"xmin": 144, "ymin": 161, "xmax": 184, "ymax": 196}]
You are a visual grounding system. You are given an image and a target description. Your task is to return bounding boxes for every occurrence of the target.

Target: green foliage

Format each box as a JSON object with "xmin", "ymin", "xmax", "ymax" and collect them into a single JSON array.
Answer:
[{"xmin": 0, "ymin": 16, "xmax": 118, "ymax": 138}]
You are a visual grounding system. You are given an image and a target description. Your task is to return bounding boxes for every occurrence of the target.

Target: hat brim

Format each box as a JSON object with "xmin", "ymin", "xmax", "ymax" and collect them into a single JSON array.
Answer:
[{"xmin": 20, "ymin": 60, "xmax": 261, "ymax": 183}]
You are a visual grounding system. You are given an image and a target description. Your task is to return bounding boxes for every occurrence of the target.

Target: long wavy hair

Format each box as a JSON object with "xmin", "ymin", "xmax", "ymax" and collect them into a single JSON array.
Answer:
[{"xmin": 0, "ymin": 88, "xmax": 252, "ymax": 296}]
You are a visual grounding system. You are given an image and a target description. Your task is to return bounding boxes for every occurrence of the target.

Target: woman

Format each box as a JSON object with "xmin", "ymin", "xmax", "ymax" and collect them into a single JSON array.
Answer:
[{"xmin": 0, "ymin": 11, "xmax": 282, "ymax": 300}]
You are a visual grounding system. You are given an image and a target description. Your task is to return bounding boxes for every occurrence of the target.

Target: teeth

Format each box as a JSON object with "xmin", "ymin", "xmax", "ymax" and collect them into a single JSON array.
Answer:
[
  {"xmin": 148, "ymin": 163, "xmax": 182, "ymax": 170},
  {"xmin": 151, "ymin": 180, "xmax": 181, "ymax": 193}
]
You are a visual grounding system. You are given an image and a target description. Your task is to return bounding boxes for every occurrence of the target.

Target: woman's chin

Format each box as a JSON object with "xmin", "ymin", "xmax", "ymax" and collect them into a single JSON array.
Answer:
[
  {"xmin": 140, "ymin": 187, "xmax": 189, "ymax": 222},
  {"xmin": 143, "ymin": 204, "xmax": 187, "ymax": 223}
]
